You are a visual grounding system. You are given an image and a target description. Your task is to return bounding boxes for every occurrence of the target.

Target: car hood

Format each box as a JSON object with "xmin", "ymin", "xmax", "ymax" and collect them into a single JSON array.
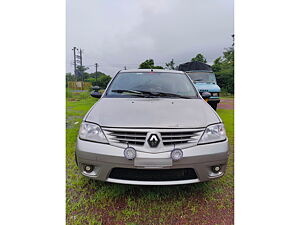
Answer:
[
  {"xmin": 85, "ymin": 98, "xmax": 220, "ymax": 128},
  {"xmin": 194, "ymin": 83, "xmax": 221, "ymax": 92}
]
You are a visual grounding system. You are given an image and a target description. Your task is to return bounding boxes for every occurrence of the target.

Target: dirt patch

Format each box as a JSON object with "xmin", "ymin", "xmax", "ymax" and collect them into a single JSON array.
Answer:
[
  {"xmin": 218, "ymin": 99, "xmax": 234, "ymax": 110},
  {"xmin": 68, "ymin": 98, "xmax": 80, "ymax": 102}
]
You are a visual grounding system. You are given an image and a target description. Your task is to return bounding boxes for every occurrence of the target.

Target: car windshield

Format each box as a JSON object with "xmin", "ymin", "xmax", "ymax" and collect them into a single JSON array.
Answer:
[
  {"xmin": 105, "ymin": 72, "xmax": 199, "ymax": 98},
  {"xmin": 187, "ymin": 72, "xmax": 217, "ymax": 84}
]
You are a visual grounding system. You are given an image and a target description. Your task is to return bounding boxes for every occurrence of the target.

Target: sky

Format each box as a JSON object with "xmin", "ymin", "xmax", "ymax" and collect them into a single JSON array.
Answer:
[{"xmin": 66, "ymin": 0, "xmax": 234, "ymax": 76}]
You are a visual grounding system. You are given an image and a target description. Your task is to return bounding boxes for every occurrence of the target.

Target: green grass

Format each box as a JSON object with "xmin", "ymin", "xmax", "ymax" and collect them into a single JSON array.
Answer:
[{"xmin": 66, "ymin": 97, "xmax": 234, "ymax": 224}]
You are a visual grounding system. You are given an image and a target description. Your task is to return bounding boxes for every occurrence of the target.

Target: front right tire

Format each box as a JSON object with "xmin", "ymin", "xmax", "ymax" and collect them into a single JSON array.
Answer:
[{"xmin": 208, "ymin": 102, "xmax": 218, "ymax": 110}]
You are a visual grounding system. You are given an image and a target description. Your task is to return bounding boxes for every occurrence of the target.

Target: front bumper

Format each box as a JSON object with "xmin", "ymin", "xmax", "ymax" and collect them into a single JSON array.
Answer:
[
  {"xmin": 76, "ymin": 138, "xmax": 229, "ymax": 185},
  {"xmin": 208, "ymin": 97, "xmax": 220, "ymax": 103}
]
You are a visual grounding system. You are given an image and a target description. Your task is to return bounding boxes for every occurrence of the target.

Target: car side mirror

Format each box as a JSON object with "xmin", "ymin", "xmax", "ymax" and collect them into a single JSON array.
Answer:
[
  {"xmin": 90, "ymin": 91, "xmax": 102, "ymax": 98},
  {"xmin": 90, "ymin": 86, "xmax": 102, "ymax": 98},
  {"xmin": 201, "ymin": 92, "xmax": 211, "ymax": 100}
]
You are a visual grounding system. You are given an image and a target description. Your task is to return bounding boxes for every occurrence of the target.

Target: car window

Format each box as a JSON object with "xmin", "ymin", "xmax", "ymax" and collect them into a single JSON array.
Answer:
[
  {"xmin": 187, "ymin": 72, "xmax": 217, "ymax": 84},
  {"xmin": 105, "ymin": 72, "xmax": 199, "ymax": 98}
]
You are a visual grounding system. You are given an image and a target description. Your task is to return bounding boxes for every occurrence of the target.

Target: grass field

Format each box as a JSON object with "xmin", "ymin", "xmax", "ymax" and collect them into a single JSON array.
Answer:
[{"xmin": 66, "ymin": 96, "xmax": 234, "ymax": 225}]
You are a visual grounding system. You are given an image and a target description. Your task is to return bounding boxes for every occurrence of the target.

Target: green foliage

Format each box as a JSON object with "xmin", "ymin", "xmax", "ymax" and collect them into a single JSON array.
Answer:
[
  {"xmin": 212, "ymin": 48, "xmax": 234, "ymax": 94},
  {"xmin": 89, "ymin": 75, "xmax": 112, "ymax": 89},
  {"xmin": 165, "ymin": 59, "xmax": 176, "ymax": 70},
  {"xmin": 76, "ymin": 65, "xmax": 89, "ymax": 73},
  {"xmin": 90, "ymin": 71, "xmax": 106, "ymax": 79},
  {"xmin": 139, "ymin": 59, "xmax": 164, "ymax": 69},
  {"xmin": 75, "ymin": 65, "xmax": 89, "ymax": 81},
  {"xmin": 191, "ymin": 53, "xmax": 207, "ymax": 63},
  {"xmin": 67, "ymin": 70, "xmax": 112, "ymax": 90},
  {"xmin": 66, "ymin": 73, "xmax": 75, "ymax": 86}
]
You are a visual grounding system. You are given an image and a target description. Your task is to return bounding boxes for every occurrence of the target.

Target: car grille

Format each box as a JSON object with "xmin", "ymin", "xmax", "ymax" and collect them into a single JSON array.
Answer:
[
  {"xmin": 102, "ymin": 128, "xmax": 204, "ymax": 151},
  {"xmin": 103, "ymin": 128, "xmax": 147, "ymax": 146},
  {"xmin": 109, "ymin": 168, "xmax": 197, "ymax": 181},
  {"xmin": 160, "ymin": 131, "xmax": 201, "ymax": 146},
  {"xmin": 199, "ymin": 89, "xmax": 209, "ymax": 92}
]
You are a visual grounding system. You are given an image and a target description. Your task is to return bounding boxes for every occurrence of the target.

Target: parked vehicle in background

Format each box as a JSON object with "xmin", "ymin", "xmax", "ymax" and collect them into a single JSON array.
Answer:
[
  {"xmin": 178, "ymin": 62, "xmax": 221, "ymax": 110},
  {"xmin": 76, "ymin": 69, "xmax": 229, "ymax": 185}
]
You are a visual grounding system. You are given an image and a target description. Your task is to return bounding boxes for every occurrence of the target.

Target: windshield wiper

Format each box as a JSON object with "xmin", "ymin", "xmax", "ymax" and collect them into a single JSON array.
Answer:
[
  {"xmin": 147, "ymin": 91, "xmax": 193, "ymax": 99},
  {"xmin": 111, "ymin": 89, "xmax": 155, "ymax": 98},
  {"xmin": 111, "ymin": 89, "xmax": 192, "ymax": 99},
  {"xmin": 193, "ymin": 79, "xmax": 204, "ymax": 82},
  {"xmin": 112, "ymin": 89, "xmax": 143, "ymax": 94},
  {"xmin": 193, "ymin": 79, "xmax": 215, "ymax": 84},
  {"xmin": 131, "ymin": 90, "xmax": 192, "ymax": 99}
]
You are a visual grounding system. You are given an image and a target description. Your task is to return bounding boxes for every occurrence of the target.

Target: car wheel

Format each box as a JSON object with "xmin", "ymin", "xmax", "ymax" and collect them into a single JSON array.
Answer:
[{"xmin": 209, "ymin": 102, "xmax": 217, "ymax": 110}]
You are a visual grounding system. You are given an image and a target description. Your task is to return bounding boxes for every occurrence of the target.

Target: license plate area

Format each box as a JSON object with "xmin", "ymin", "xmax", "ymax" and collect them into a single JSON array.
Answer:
[{"xmin": 134, "ymin": 158, "xmax": 173, "ymax": 168}]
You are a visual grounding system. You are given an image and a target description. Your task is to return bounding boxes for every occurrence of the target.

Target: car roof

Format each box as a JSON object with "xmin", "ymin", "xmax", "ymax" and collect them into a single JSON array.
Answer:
[{"xmin": 118, "ymin": 69, "xmax": 185, "ymax": 74}]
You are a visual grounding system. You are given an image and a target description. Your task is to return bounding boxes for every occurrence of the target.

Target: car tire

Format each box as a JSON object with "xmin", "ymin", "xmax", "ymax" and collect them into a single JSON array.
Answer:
[{"xmin": 209, "ymin": 102, "xmax": 218, "ymax": 111}]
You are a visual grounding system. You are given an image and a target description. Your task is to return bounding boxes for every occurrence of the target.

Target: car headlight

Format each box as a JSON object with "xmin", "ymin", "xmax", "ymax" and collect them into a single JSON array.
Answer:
[
  {"xmin": 199, "ymin": 123, "xmax": 226, "ymax": 144},
  {"xmin": 212, "ymin": 92, "xmax": 219, "ymax": 97},
  {"xmin": 79, "ymin": 122, "xmax": 108, "ymax": 143}
]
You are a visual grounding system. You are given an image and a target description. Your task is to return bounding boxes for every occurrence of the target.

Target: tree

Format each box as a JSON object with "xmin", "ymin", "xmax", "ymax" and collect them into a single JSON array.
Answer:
[
  {"xmin": 96, "ymin": 75, "xmax": 111, "ymax": 89},
  {"xmin": 191, "ymin": 53, "xmax": 207, "ymax": 63},
  {"xmin": 66, "ymin": 69, "xmax": 112, "ymax": 90},
  {"xmin": 66, "ymin": 72, "xmax": 74, "ymax": 82},
  {"xmin": 212, "ymin": 47, "xmax": 234, "ymax": 94},
  {"xmin": 165, "ymin": 59, "xmax": 175, "ymax": 70},
  {"xmin": 139, "ymin": 59, "xmax": 163, "ymax": 69},
  {"xmin": 211, "ymin": 57, "xmax": 222, "ymax": 73},
  {"xmin": 76, "ymin": 65, "xmax": 89, "ymax": 81},
  {"xmin": 90, "ymin": 71, "xmax": 106, "ymax": 81},
  {"xmin": 86, "ymin": 75, "xmax": 112, "ymax": 89}
]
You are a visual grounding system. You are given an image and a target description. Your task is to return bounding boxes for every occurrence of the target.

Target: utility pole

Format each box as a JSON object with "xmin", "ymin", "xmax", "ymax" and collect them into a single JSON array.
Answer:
[
  {"xmin": 79, "ymin": 49, "xmax": 83, "ymax": 67},
  {"xmin": 79, "ymin": 49, "xmax": 84, "ymax": 86},
  {"xmin": 95, "ymin": 63, "xmax": 98, "ymax": 82},
  {"xmin": 72, "ymin": 47, "xmax": 77, "ymax": 81}
]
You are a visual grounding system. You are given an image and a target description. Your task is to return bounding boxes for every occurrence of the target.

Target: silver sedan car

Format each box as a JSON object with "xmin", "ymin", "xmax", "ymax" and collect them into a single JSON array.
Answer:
[{"xmin": 76, "ymin": 69, "xmax": 229, "ymax": 185}]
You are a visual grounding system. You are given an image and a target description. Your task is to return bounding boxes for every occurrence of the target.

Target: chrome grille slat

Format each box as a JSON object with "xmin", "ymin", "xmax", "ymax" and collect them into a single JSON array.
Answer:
[
  {"xmin": 109, "ymin": 133, "xmax": 147, "ymax": 138},
  {"xmin": 162, "ymin": 138, "xmax": 198, "ymax": 143},
  {"xmin": 111, "ymin": 137, "xmax": 145, "ymax": 143},
  {"xmin": 161, "ymin": 134, "xmax": 198, "ymax": 139}
]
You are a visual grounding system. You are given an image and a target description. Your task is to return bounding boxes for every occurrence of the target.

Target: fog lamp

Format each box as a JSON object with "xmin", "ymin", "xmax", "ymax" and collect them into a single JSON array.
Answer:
[
  {"xmin": 212, "ymin": 165, "xmax": 221, "ymax": 173},
  {"xmin": 171, "ymin": 149, "xmax": 183, "ymax": 161},
  {"xmin": 124, "ymin": 147, "xmax": 136, "ymax": 160},
  {"xmin": 84, "ymin": 165, "xmax": 94, "ymax": 173}
]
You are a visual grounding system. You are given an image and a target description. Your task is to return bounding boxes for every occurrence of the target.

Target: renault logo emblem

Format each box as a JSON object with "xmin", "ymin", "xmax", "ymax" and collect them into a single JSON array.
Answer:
[{"xmin": 148, "ymin": 134, "xmax": 160, "ymax": 148}]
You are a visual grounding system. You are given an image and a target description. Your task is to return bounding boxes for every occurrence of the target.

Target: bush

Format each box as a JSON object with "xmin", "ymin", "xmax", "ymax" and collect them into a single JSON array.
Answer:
[
  {"xmin": 212, "ymin": 48, "xmax": 234, "ymax": 94},
  {"xmin": 93, "ymin": 76, "xmax": 111, "ymax": 89},
  {"xmin": 86, "ymin": 75, "xmax": 111, "ymax": 89},
  {"xmin": 215, "ymin": 66, "xmax": 234, "ymax": 94}
]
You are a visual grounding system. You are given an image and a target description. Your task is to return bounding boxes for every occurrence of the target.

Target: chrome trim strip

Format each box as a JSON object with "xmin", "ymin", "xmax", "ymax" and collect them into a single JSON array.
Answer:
[{"xmin": 106, "ymin": 178, "xmax": 200, "ymax": 185}]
